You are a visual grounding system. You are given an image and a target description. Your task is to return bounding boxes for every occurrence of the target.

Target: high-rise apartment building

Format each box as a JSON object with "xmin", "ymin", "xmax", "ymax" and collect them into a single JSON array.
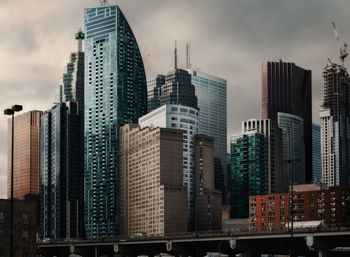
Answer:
[
  {"xmin": 139, "ymin": 104, "xmax": 199, "ymax": 230},
  {"xmin": 320, "ymin": 63, "xmax": 350, "ymax": 187},
  {"xmin": 194, "ymin": 135, "xmax": 222, "ymax": 231},
  {"xmin": 230, "ymin": 131, "xmax": 265, "ymax": 218},
  {"xmin": 119, "ymin": 124, "xmax": 187, "ymax": 236},
  {"xmin": 242, "ymin": 119, "xmax": 283, "ymax": 194},
  {"xmin": 278, "ymin": 112, "xmax": 305, "ymax": 192},
  {"xmin": 188, "ymin": 70, "xmax": 227, "ymax": 199},
  {"xmin": 262, "ymin": 60, "xmax": 312, "ymax": 182},
  {"xmin": 84, "ymin": 5, "xmax": 147, "ymax": 238},
  {"xmin": 147, "ymin": 75, "xmax": 165, "ymax": 112},
  {"xmin": 56, "ymin": 29, "xmax": 85, "ymax": 107},
  {"xmin": 40, "ymin": 102, "xmax": 83, "ymax": 239},
  {"xmin": 8, "ymin": 111, "xmax": 43, "ymax": 200},
  {"xmin": 312, "ymin": 123, "xmax": 321, "ymax": 183}
]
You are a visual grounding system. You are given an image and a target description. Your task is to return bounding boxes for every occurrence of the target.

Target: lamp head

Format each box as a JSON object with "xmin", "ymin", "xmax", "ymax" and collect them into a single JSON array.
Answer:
[
  {"xmin": 12, "ymin": 105, "xmax": 22, "ymax": 112},
  {"xmin": 4, "ymin": 109, "xmax": 14, "ymax": 115}
]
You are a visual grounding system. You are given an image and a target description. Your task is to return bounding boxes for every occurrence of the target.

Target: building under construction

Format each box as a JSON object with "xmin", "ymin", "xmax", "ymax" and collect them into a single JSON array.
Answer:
[{"xmin": 320, "ymin": 62, "xmax": 350, "ymax": 187}]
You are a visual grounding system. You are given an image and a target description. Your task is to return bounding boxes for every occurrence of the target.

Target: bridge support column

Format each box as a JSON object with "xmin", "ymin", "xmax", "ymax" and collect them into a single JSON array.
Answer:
[
  {"xmin": 318, "ymin": 250, "xmax": 327, "ymax": 257},
  {"xmin": 242, "ymin": 250, "xmax": 260, "ymax": 257}
]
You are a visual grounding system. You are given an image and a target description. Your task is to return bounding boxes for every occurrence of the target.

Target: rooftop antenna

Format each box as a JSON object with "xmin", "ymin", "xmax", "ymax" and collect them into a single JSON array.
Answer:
[
  {"xmin": 75, "ymin": 28, "xmax": 85, "ymax": 52},
  {"xmin": 186, "ymin": 42, "xmax": 191, "ymax": 69},
  {"xmin": 99, "ymin": 0, "xmax": 109, "ymax": 6},
  {"xmin": 174, "ymin": 40, "xmax": 178, "ymax": 69}
]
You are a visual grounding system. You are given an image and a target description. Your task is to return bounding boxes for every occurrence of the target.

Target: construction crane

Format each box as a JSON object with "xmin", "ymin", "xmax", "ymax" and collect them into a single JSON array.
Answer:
[{"xmin": 332, "ymin": 21, "xmax": 348, "ymax": 65}]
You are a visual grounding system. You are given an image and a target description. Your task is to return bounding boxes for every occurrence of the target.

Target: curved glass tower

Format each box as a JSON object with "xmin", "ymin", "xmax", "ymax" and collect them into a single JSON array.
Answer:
[
  {"xmin": 278, "ymin": 112, "xmax": 305, "ymax": 192},
  {"xmin": 84, "ymin": 5, "xmax": 147, "ymax": 238}
]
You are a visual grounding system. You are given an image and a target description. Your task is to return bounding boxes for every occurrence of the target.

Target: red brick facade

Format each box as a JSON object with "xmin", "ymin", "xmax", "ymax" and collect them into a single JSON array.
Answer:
[{"xmin": 249, "ymin": 186, "xmax": 350, "ymax": 231}]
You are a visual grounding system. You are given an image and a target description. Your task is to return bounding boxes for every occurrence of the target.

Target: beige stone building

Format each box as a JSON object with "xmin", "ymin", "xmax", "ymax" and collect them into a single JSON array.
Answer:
[
  {"xmin": 120, "ymin": 124, "xmax": 187, "ymax": 237},
  {"xmin": 8, "ymin": 111, "xmax": 42, "ymax": 200},
  {"xmin": 194, "ymin": 134, "xmax": 222, "ymax": 231}
]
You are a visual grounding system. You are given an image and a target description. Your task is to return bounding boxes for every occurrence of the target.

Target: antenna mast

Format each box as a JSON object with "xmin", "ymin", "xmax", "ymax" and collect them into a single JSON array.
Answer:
[
  {"xmin": 174, "ymin": 40, "xmax": 178, "ymax": 69},
  {"xmin": 186, "ymin": 42, "xmax": 191, "ymax": 69},
  {"xmin": 99, "ymin": 0, "xmax": 109, "ymax": 6}
]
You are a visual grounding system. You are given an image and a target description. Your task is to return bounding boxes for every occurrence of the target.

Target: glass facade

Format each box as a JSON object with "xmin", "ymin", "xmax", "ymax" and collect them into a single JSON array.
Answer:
[
  {"xmin": 188, "ymin": 70, "xmax": 227, "ymax": 195},
  {"xmin": 8, "ymin": 111, "xmax": 43, "ymax": 200},
  {"xmin": 230, "ymin": 132, "xmax": 265, "ymax": 218},
  {"xmin": 84, "ymin": 5, "xmax": 147, "ymax": 238},
  {"xmin": 40, "ymin": 102, "xmax": 83, "ymax": 239},
  {"xmin": 312, "ymin": 123, "xmax": 321, "ymax": 183},
  {"xmin": 278, "ymin": 112, "xmax": 305, "ymax": 192}
]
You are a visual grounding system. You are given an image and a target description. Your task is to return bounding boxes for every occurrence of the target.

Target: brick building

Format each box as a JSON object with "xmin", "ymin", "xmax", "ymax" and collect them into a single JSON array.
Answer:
[
  {"xmin": 249, "ymin": 184, "xmax": 350, "ymax": 231},
  {"xmin": 0, "ymin": 199, "xmax": 37, "ymax": 257},
  {"xmin": 120, "ymin": 124, "xmax": 187, "ymax": 237}
]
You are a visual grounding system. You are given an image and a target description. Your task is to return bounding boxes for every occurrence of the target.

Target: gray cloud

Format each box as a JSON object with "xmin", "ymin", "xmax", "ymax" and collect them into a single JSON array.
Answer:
[{"xmin": 1, "ymin": 0, "xmax": 350, "ymax": 197}]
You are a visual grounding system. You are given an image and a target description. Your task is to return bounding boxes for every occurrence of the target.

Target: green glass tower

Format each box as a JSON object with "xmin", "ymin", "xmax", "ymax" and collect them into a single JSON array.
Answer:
[
  {"xmin": 84, "ymin": 5, "xmax": 147, "ymax": 238},
  {"xmin": 230, "ymin": 132, "xmax": 265, "ymax": 218}
]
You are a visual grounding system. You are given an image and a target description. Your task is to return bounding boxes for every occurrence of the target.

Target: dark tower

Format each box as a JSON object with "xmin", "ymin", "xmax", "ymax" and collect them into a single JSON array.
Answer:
[{"xmin": 262, "ymin": 60, "xmax": 312, "ymax": 183}]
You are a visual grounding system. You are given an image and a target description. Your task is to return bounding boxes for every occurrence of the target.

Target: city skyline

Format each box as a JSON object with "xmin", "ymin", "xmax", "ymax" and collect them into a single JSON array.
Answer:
[{"xmin": 1, "ymin": 0, "xmax": 350, "ymax": 197}]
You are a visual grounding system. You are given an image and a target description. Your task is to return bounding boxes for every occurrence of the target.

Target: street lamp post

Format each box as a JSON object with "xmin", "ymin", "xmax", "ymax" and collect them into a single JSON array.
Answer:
[
  {"xmin": 284, "ymin": 158, "xmax": 300, "ymax": 257},
  {"xmin": 4, "ymin": 104, "xmax": 22, "ymax": 257}
]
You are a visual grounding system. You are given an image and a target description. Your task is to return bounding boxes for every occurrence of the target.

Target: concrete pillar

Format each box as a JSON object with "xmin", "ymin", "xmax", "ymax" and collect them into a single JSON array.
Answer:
[
  {"xmin": 318, "ymin": 250, "xmax": 328, "ymax": 257},
  {"xmin": 242, "ymin": 250, "xmax": 260, "ymax": 257}
]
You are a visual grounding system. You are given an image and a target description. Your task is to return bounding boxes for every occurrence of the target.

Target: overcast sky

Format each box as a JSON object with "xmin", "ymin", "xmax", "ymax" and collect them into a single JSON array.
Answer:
[{"xmin": 1, "ymin": 0, "xmax": 349, "ymax": 197}]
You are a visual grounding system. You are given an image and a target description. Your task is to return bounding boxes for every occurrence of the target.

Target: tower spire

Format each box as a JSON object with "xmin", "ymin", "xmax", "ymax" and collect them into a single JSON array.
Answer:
[
  {"xmin": 186, "ymin": 42, "xmax": 191, "ymax": 69},
  {"xmin": 75, "ymin": 28, "xmax": 85, "ymax": 52}
]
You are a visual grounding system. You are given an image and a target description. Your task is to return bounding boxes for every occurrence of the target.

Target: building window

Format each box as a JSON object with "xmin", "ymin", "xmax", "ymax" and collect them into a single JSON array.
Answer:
[
  {"xmin": 23, "ymin": 247, "xmax": 29, "ymax": 257},
  {"xmin": 22, "ymin": 213, "xmax": 29, "ymax": 225},
  {"xmin": 22, "ymin": 231, "xmax": 28, "ymax": 242},
  {"xmin": 0, "ymin": 247, "xmax": 3, "ymax": 257},
  {"xmin": 0, "ymin": 212, "xmax": 3, "ymax": 223},
  {"xmin": 0, "ymin": 230, "xmax": 3, "ymax": 241}
]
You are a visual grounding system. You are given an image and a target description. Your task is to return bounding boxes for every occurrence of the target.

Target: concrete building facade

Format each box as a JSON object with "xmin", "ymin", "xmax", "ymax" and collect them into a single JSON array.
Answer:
[
  {"xmin": 119, "ymin": 124, "xmax": 187, "ymax": 236},
  {"xmin": 139, "ymin": 104, "xmax": 199, "ymax": 230}
]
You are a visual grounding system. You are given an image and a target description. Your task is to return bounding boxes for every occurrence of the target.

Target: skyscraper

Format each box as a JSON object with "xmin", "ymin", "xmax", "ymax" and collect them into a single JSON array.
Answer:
[
  {"xmin": 320, "ymin": 63, "xmax": 350, "ymax": 187},
  {"xmin": 139, "ymin": 104, "xmax": 199, "ymax": 230},
  {"xmin": 84, "ymin": 5, "xmax": 147, "ymax": 238},
  {"xmin": 194, "ymin": 135, "xmax": 222, "ymax": 231},
  {"xmin": 230, "ymin": 132, "xmax": 265, "ymax": 218},
  {"xmin": 40, "ymin": 102, "xmax": 83, "ymax": 239},
  {"xmin": 119, "ymin": 124, "xmax": 187, "ymax": 236},
  {"xmin": 312, "ymin": 123, "xmax": 321, "ymax": 183},
  {"xmin": 8, "ymin": 111, "xmax": 43, "ymax": 200},
  {"xmin": 242, "ymin": 119, "xmax": 283, "ymax": 194},
  {"xmin": 188, "ymin": 70, "xmax": 227, "ymax": 199},
  {"xmin": 148, "ymin": 69, "xmax": 198, "ymax": 111},
  {"xmin": 262, "ymin": 60, "xmax": 312, "ymax": 182},
  {"xmin": 56, "ymin": 29, "xmax": 85, "ymax": 107},
  {"xmin": 278, "ymin": 112, "xmax": 305, "ymax": 192}
]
